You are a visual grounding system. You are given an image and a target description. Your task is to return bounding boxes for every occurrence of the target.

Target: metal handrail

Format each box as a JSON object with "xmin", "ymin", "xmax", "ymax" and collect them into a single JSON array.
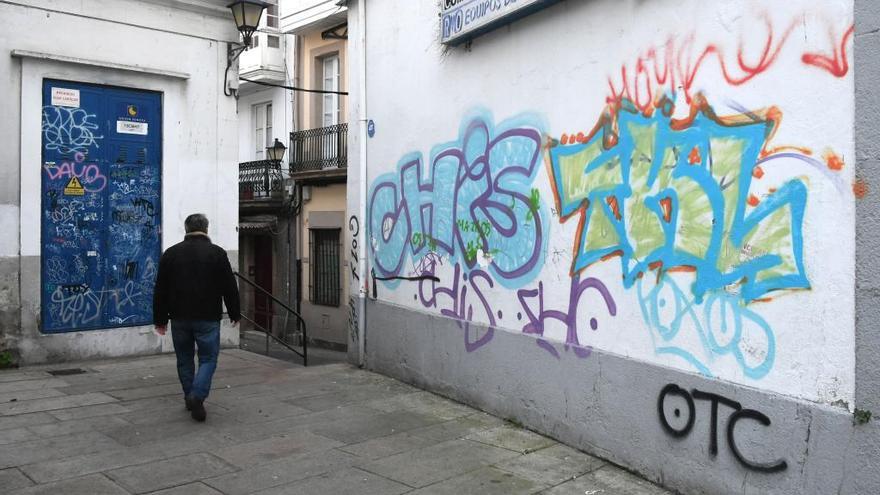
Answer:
[{"xmin": 234, "ymin": 272, "xmax": 308, "ymax": 366}]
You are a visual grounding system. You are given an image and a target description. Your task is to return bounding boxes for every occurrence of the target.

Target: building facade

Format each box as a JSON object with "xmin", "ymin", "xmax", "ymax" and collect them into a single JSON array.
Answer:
[
  {"xmin": 236, "ymin": 0, "xmax": 296, "ymax": 340},
  {"xmin": 283, "ymin": 0, "xmax": 351, "ymax": 350},
  {"xmin": 0, "ymin": 0, "xmax": 241, "ymax": 365},
  {"xmin": 235, "ymin": 0, "xmax": 350, "ymax": 352},
  {"xmin": 346, "ymin": 0, "xmax": 880, "ymax": 493}
]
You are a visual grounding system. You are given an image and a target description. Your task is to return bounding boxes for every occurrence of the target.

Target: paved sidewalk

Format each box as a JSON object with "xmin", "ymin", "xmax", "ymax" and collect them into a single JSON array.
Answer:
[{"xmin": 0, "ymin": 349, "xmax": 672, "ymax": 494}]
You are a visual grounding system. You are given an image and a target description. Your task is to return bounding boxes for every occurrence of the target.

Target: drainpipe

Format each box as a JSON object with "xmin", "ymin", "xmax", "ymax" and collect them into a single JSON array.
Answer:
[{"xmin": 356, "ymin": 0, "xmax": 368, "ymax": 367}]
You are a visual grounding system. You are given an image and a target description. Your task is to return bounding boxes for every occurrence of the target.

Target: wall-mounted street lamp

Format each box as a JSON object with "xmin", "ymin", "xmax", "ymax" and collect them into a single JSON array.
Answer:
[
  {"xmin": 267, "ymin": 138, "xmax": 287, "ymax": 163},
  {"xmin": 228, "ymin": 0, "xmax": 267, "ymax": 47},
  {"xmin": 224, "ymin": 0, "xmax": 269, "ymax": 97}
]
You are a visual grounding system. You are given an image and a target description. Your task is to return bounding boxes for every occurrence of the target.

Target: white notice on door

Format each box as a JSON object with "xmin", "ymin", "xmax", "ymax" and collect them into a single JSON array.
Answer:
[
  {"xmin": 51, "ymin": 87, "xmax": 80, "ymax": 107},
  {"xmin": 117, "ymin": 120, "xmax": 148, "ymax": 135}
]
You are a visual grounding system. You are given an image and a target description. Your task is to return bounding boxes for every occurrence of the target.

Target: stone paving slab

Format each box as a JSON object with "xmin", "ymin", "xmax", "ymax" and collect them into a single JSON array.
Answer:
[
  {"xmin": 0, "ymin": 349, "xmax": 673, "ymax": 495},
  {"xmin": 9, "ymin": 473, "xmax": 130, "ymax": 495},
  {"xmin": 0, "ymin": 392, "xmax": 118, "ymax": 415},
  {"xmin": 213, "ymin": 430, "xmax": 345, "ymax": 468},
  {"xmin": 251, "ymin": 467, "xmax": 411, "ymax": 495},
  {"xmin": 0, "ymin": 426, "xmax": 34, "ymax": 445},
  {"xmin": 48, "ymin": 402, "xmax": 131, "ymax": 421},
  {"xmin": 20, "ymin": 445, "xmax": 167, "ymax": 484},
  {"xmin": 0, "ymin": 412, "xmax": 57, "ymax": 431},
  {"xmin": 204, "ymin": 448, "xmax": 361, "ymax": 495},
  {"xmin": 0, "ymin": 378, "xmax": 70, "ymax": 393},
  {"xmin": 0, "ymin": 431, "xmax": 122, "ymax": 469},
  {"xmin": 27, "ymin": 414, "xmax": 131, "ymax": 438},
  {"xmin": 542, "ymin": 464, "xmax": 673, "ymax": 494},
  {"xmin": 0, "ymin": 371, "xmax": 54, "ymax": 383},
  {"xmin": 149, "ymin": 483, "xmax": 226, "ymax": 495},
  {"xmin": 107, "ymin": 453, "xmax": 238, "ymax": 494},
  {"xmin": 467, "ymin": 424, "xmax": 559, "ymax": 454},
  {"xmin": 495, "ymin": 443, "xmax": 607, "ymax": 486},
  {"xmin": 359, "ymin": 438, "xmax": 521, "ymax": 488},
  {"xmin": 0, "ymin": 467, "xmax": 35, "ymax": 491},
  {"xmin": 3, "ymin": 387, "xmax": 68, "ymax": 401},
  {"xmin": 338, "ymin": 431, "xmax": 436, "ymax": 461},
  {"xmin": 409, "ymin": 465, "xmax": 548, "ymax": 494}
]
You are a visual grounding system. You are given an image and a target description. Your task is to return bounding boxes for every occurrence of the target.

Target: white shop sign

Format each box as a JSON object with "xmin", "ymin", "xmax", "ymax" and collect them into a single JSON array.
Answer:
[{"xmin": 440, "ymin": 0, "xmax": 558, "ymax": 45}]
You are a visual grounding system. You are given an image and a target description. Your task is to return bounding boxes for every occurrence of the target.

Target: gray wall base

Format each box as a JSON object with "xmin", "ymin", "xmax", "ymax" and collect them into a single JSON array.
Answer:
[{"xmin": 365, "ymin": 300, "xmax": 880, "ymax": 495}]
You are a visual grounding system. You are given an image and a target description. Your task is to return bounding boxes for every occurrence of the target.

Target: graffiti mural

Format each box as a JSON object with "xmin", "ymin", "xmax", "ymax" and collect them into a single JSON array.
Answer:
[
  {"xmin": 369, "ymin": 114, "xmax": 547, "ymax": 286},
  {"xmin": 369, "ymin": 113, "xmax": 554, "ymax": 351},
  {"xmin": 40, "ymin": 81, "xmax": 162, "ymax": 333},
  {"xmin": 365, "ymin": 10, "xmax": 853, "ymax": 390},
  {"xmin": 547, "ymin": 95, "xmax": 817, "ymax": 377}
]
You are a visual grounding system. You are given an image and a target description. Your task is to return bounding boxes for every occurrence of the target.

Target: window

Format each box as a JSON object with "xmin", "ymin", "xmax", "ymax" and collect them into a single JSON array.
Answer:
[
  {"xmin": 249, "ymin": 35, "xmax": 259, "ymax": 48},
  {"xmin": 266, "ymin": 2, "xmax": 278, "ymax": 28},
  {"xmin": 267, "ymin": 35, "xmax": 280, "ymax": 48},
  {"xmin": 309, "ymin": 229, "xmax": 341, "ymax": 306},
  {"xmin": 322, "ymin": 55, "xmax": 340, "ymax": 127},
  {"xmin": 253, "ymin": 103, "xmax": 272, "ymax": 160}
]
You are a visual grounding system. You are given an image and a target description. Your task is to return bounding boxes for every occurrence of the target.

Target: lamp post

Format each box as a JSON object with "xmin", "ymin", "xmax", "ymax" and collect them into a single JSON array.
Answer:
[{"xmin": 225, "ymin": 0, "xmax": 269, "ymax": 97}]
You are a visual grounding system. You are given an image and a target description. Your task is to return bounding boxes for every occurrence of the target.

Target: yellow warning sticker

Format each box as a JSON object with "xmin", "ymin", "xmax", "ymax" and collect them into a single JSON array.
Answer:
[{"xmin": 64, "ymin": 176, "xmax": 85, "ymax": 196}]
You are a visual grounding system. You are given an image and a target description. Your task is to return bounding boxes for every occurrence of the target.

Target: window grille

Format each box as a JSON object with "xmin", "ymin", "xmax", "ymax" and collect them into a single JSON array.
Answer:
[{"xmin": 309, "ymin": 229, "xmax": 341, "ymax": 306}]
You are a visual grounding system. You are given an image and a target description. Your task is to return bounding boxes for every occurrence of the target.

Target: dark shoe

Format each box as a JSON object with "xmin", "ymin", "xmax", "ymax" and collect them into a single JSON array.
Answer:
[
  {"xmin": 190, "ymin": 398, "xmax": 206, "ymax": 422},
  {"xmin": 184, "ymin": 396, "xmax": 193, "ymax": 411}
]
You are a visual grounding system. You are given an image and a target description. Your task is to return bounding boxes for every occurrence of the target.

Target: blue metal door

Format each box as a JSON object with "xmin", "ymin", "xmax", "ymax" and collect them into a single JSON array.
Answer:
[{"xmin": 41, "ymin": 80, "xmax": 162, "ymax": 333}]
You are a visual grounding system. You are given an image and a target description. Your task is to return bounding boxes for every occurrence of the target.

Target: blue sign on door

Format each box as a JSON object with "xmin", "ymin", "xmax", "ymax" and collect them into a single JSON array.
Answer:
[{"xmin": 41, "ymin": 80, "xmax": 162, "ymax": 333}]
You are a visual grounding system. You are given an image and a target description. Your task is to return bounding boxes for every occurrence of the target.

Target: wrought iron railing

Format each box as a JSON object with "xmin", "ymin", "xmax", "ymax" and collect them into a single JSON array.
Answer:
[
  {"xmin": 234, "ymin": 272, "xmax": 308, "ymax": 366},
  {"xmin": 290, "ymin": 123, "xmax": 348, "ymax": 174},
  {"xmin": 239, "ymin": 159, "xmax": 283, "ymax": 199}
]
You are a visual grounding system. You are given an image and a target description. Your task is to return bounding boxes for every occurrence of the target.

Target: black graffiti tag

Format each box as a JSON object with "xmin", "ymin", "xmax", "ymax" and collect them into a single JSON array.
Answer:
[{"xmin": 657, "ymin": 384, "xmax": 788, "ymax": 473}]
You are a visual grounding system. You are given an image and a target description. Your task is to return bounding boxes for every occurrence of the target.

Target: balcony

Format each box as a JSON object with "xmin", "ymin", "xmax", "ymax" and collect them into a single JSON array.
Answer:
[
  {"xmin": 281, "ymin": 0, "xmax": 348, "ymax": 34},
  {"xmin": 289, "ymin": 123, "xmax": 347, "ymax": 183},
  {"xmin": 238, "ymin": 33, "xmax": 286, "ymax": 87},
  {"xmin": 239, "ymin": 159, "xmax": 284, "ymax": 212}
]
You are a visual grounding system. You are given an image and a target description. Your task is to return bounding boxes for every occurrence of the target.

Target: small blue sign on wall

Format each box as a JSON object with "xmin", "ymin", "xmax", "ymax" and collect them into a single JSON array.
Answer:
[
  {"xmin": 40, "ymin": 80, "xmax": 162, "ymax": 333},
  {"xmin": 367, "ymin": 119, "xmax": 376, "ymax": 138}
]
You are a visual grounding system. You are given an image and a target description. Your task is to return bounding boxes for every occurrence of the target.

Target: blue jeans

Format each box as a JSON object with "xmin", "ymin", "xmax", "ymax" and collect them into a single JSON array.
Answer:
[{"xmin": 170, "ymin": 320, "xmax": 220, "ymax": 400}]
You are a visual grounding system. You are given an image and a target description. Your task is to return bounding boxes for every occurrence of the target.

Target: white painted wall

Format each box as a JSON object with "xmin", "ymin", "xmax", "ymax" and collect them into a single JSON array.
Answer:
[
  {"xmin": 0, "ymin": 0, "xmax": 242, "ymax": 363},
  {"xmin": 353, "ymin": 0, "xmax": 855, "ymax": 406},
  {"xmin": 237, "ymin": 86, "xmax": 294, "ymax": 165}
]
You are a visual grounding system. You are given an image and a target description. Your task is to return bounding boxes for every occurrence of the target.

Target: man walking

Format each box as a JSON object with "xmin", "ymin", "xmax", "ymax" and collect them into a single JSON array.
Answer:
[{"xmin": 153, "ymin": 213, "xmax": 240, "ymax": 422}]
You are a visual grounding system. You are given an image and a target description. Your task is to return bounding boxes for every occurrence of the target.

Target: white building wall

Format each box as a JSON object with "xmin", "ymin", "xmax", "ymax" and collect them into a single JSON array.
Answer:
[
  {"xmin": 237, "ymin": 86, "xmax": 294, "ymax": 165},
  {"xmin": 354, "ymin": 0, "xmax": 855, "ymax": 407},
  {"xmin": 0, "ymin": 0, "xmax": 242, "ymax": 364}
]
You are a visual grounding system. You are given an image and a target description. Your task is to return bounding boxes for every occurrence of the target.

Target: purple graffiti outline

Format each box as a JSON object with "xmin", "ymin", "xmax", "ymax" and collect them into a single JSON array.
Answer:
[
  {"xmin": 517, "ymin": 276, "xmax": 618, "ymax": 359},
  {"xmin": 416, "ymin": 262, "xmax": 496, "ymax": 352},
  {"xmin": 370, "ymin": 118, "xmax": 544, "ymax": 283}
]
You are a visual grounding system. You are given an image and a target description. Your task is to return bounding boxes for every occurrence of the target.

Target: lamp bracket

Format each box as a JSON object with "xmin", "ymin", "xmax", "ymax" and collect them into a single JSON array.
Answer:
[{"xmin": 224, "ymin": 42, "xmax": 248, "ymax": 98}]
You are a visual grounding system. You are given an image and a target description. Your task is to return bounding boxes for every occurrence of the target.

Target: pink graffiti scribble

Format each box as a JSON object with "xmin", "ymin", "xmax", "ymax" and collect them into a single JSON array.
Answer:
[{"xmin": 44, "ymin": 152, "xmax": 107, "ymax": 192}]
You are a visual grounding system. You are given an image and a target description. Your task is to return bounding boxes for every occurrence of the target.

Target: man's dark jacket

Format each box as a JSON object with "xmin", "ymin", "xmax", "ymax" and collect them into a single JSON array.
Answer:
[{"xmin": 153, "ymin": 233, "xmax": 241, "ymax": 326}]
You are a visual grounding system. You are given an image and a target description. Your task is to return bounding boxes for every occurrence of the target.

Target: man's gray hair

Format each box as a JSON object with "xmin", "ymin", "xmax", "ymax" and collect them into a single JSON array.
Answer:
[{"xmin": 184, "ymin": 213, "xmax": 209, "ymax": 234}]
